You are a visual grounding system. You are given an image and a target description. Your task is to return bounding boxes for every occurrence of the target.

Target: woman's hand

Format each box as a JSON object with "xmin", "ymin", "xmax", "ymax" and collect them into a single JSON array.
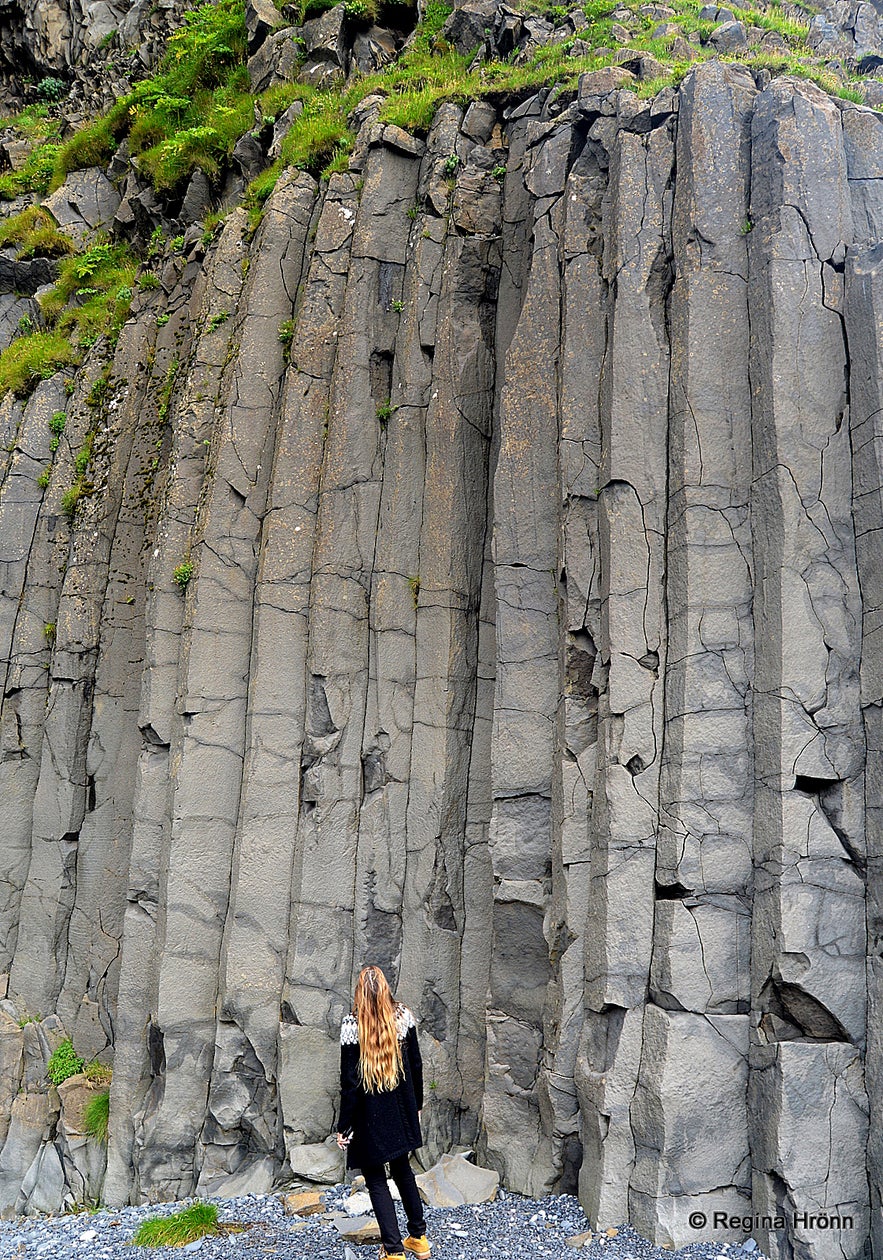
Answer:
[{"xmin": 336, "ymin": 1132, "xmax": 351, "ymax": 1150}]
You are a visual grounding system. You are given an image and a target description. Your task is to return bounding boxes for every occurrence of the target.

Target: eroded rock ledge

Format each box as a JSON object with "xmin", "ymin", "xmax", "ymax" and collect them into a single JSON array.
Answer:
[{"xmin": 0, "ymin": 59, "xmax": 881, "ymax": 1260}]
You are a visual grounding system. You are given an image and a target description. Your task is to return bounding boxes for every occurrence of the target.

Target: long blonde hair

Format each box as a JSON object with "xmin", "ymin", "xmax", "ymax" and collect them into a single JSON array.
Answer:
[{"xmin": 353, "ymin": 965, "xmax": 403, "ymax": 1092}]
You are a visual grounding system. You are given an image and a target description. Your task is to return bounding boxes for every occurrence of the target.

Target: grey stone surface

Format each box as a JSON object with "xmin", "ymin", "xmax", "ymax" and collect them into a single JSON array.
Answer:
[
  {"xmin": 0, "ymin": 58, "xmax": 883, "ymax": 1260},
  {"xmin": 42, "ymin": 169, "xmax": 120, "ymax": 245},
  {"xmin": 415, "ymin": 1152, "xmax": 499, "ymax": 1206}
]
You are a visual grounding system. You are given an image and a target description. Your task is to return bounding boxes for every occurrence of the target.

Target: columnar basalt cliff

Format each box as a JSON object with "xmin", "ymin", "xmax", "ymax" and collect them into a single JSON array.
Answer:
[{"xmin": 2, "ymin": 18, "xmax": 883, "ymax": 1260}]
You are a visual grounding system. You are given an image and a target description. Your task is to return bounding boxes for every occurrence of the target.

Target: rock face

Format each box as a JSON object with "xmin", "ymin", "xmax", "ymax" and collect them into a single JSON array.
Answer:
[{"xmin": 1, "ymin": 59, "xmax": 882, "ymax": 1260}]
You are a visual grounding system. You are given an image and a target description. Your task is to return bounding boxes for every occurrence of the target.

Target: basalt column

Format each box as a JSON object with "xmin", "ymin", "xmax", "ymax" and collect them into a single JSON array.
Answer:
[
  {"xmin": 631, "ymin": 61, "xmax": 756, "ymax": 1243},
  {"xmin": 748, "ymin": 81, "xmax": 869, "ymax": 1260}
]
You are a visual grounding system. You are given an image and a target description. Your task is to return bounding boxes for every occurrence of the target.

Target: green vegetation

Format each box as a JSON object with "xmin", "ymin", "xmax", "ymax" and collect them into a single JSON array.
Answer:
[
  {"xmin": 43, "ymin": 621, "xmax": 56, "ymax": 642},
  {"xmin": 83, "ymin": 1089, "xmax": 110, "ymax": 1144},
  {"xmin": 132, "ymin": 1202, "xmax": 222, "ymax": 1248},
  {"xmin": 0, "ymin": 334, "xmax": 77, "ymax": 399},
  {"xmin": 0, "ymin": 230, "xmax": 135, "ymax": 402},
  {"xmin": 46, "ymin": 1038, "xmax": 85, "ymax": 1085},
  {"xmin": 172, "ymin": 558, "xmax": 195, "ymax": 588},
  {"xmin": 376, "ymin": 399, "xmax": 393, "ymax": 427},
  {"xmin": 113, "ymin": 0, "xmax": 248, "ymax": 189},
  {"xmin": 37, "ymin": 77, "xmax": 67, "ymax": 103},
  {"xmin": 59, "ymin": 433, "xmax": 95, "ymax": 519},
  {"xmin": 0, "ymin": 0, "xmax": 870, "ymax": 419},
  {"xmin": 158, "ymin": 358, "xmax": 180, "ymax": 423},
  {"xmin": 407, "ymin": 574, "xmax": 421, "ymax": 608},
  {"xmin": 83, "ymin": 1059, "xmax": 113, "ymax": 1083},
  {"xmin": 0, "ymin": 206, "xmax": 75, "ymax": 259},
  {"xmin": 39, "ymin": 242, "xmax": 137, "ymax": 350},
  {"xmin": 49, "ymin": 411, "xmax": 67, "ymax": 449},
  {"xmin": 0, "ymin": 147, "xmax": 58, "ymax": 200},
  {"xmin": 207, "ymin": 309, "xmax": 230, "ymax": 331}
]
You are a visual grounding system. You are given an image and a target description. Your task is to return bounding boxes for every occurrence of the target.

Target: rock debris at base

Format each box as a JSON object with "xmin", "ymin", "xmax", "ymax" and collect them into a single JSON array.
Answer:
[{"xmin": 0, "ymin": 1189, "xmax": 765, "ymax": 1260}]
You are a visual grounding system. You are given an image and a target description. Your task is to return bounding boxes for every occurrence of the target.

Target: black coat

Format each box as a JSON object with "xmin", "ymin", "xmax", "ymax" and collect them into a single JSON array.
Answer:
[{"xmin": 337, "ymin": 1003, "xmax": 424, "ymax": 1169}]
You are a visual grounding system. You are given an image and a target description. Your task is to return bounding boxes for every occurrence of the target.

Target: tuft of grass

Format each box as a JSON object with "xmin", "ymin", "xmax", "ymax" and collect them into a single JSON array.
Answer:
[
  {"xmin": 0, "ymin": 334, "xmax": 77, "ymax": 399},
  {"xmin": 0, "ymin": 141, "xmax": 60, "ymax": 200},
  {"xmin": 82, "ymin": 1059, "xmax": 112, "ymax": 1083},
  {"xmin": 43, "ymin": 621, "xmax": 56, "ymax": 642},
  {"xmin": 132, "ymin": 1202, "xmax": 221, "ymax": 1248},
  {"xmin": 37, "ymin": 242, "xmax": 137, "ymax": 352},
  {"xmin": 0, "ymin": 206, "xmax": 76, "ymax": 259},
  {"xmin": 407, "ymin": 574, "xmax": 421, "ymax": 608},
  {"xmin": 50, "ymin": 103, "xmax": 129, "ymax": 190},
  {"xmin": 60, "ymin": 433, "xmax": 95, "ymax": 520},
  {"xmin": 158, "ymin": 358, "xmax": 180, "ymax": 423},
  {"xmin": 46, "ymin": 1038, "xmax": 85, "ymax": 1085},
  {"xmin": 83, "ymin": 1089, "xmax": 110, "ymax": 1144}
]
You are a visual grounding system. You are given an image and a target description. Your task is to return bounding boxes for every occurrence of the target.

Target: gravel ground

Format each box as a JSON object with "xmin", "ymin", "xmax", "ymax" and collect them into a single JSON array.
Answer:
[{"xmin": 0, "ymin": 1186, "xmax": 768, "ymax": 1260}]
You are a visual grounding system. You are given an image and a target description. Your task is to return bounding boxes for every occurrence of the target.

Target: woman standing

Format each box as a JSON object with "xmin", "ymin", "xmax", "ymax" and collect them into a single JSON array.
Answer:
[{"xmin": 336, "ymin": 965, "xmax": 432, "ymax": 1260}]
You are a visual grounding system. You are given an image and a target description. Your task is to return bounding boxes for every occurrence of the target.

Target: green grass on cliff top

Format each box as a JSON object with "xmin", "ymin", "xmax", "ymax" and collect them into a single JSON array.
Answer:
[
  {"xmin": 0, "ymin": 0, "xmax": 869, "ymax": 208},
  {"xmin": 0, "ymin": 0, "xmax": 868, "ymax": 396}
]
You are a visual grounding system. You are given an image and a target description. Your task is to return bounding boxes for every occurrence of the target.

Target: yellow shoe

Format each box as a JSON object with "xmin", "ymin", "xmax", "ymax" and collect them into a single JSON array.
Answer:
[
  {"xmin": 379, "ymin": 1251, "xmax": 406, "ymax": 1260},
  {"xmin": 404, "ymin": 1237, "xmax": 431, "ymax": 1259}
]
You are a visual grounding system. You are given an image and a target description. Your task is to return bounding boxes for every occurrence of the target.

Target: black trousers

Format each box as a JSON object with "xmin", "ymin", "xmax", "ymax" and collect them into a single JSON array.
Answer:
[{"xmin": 362, "ymin": 1153, "xmax": 427, "ymax": 1252}]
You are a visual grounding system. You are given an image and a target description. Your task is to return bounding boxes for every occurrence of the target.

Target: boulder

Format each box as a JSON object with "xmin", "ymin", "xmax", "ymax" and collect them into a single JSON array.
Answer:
[
  {"xmin": 42, "ymin": 168, "xmax": 121, "ymax": 245},
  {"xmin": 233, "ymin": 131, "xmax": 266, "ymax": 182},
  {"xmin": 441, "ymin": 0, "xmax": 497, "ymax": 55},
  {"xmin": 333, "ymin": 1214, "xmax": 382, "ymax": 1243},
  {"xmin": 0, "ymin": 253, "xmax": 58, "ymax": 297},
  {"xmin": 0, "ymin": 1091, "xmax": 58, "ymax": 1211},
  {"xmin": 248, "ymin": 27, "xmax": 303, "ymax": 92},
  {"xmin": 180, "ymin": 170, "xmax": 214, "ymax": 226},
  {"xmin": 351, "ymin": 25, "xmax": 397, "ymax": 73},
  {"xmin": 269, "ymin": 100, "xmax": 305, "ymax": 158},
  {"xmin": 708, "ymin": 18, "xmax": 747, "ymax": 50},
  {"xmin": 415, "ymin": 1153, "xmax": 499, "ymax": 1207},
  {"xmin": 282, "ymin": 1189, "xmax": 325, "ymax": 1215},
  {"xmin": 288, "ymin": 1137, "xmax": 345, "ymax": 1184},
  {"xmin": 246, "ymin": 0, "xmax": 284, "ymax": 53},
  {"xmin": 302, "ymin": 3, "xmax": 347, "ymax": 64}
]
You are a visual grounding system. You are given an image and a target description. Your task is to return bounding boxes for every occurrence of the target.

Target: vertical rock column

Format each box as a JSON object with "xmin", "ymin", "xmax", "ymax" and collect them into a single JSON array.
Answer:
[
  {"xmin": 0, "ymin": 380, "xmax": 67, "ymax": 975},
  {"xmin": 577, "ymin": 94, "xmax": 673, "ymax": 1226},
  {"xmin": 9, "ymin": 349, "xmax": 149, "ymax": 1020},
  {"xmin": 103, "ymin": 214, "xmax": 251, "ymax": 1206},
  {"xmin": 198, "ymin": 172, "xmax": 322, "ymax": 1191},
  {"xmin": 631, "ymin": 63, "xmax": 756, "ymax": 1245},
  {"xmin": 546, "ymin": 94, "xmax": 609, "ymax": 1196},
  {"xmin": 845, "ymin": 242, "xmax": 883, "ymax": 1260},
  {"xmin": 134, "ymin": 176, "xmax": 312, "ymax": 1200},
  {"xmin": 747, "ymin": 80, "xmax": 869, "ymax": 1260},
  {"xmin": 282, "ymin": 137, "xmax": 420, "ymax": 1038},
  {"xmin": 56, "ymin": 305, "xmax": 167, "ymax": 1059},
  {"xmin": 401, "ymin": 105, "xmax": 500, "ymax": 1151},
  {"xmin": 483, "ymin": 103, "xmax": 566, "ymax": 1196}
]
